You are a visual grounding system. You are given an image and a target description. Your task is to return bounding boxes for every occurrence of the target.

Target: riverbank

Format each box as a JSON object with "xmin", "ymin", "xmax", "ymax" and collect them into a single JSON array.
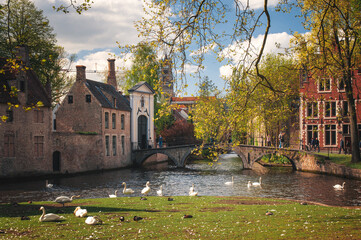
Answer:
[{"xmin": 0, "ymin": 196, "xmax": 359, "ymax": 239}]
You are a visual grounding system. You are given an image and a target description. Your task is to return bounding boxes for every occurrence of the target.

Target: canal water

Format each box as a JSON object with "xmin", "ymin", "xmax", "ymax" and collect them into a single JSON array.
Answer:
[{"xmin": 1, "ymin": 154, "xmax": 361, "ymax": 206}]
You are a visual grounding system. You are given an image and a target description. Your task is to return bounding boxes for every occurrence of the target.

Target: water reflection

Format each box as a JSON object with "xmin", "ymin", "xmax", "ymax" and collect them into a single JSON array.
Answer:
[{"xmin": 0, "ymin": 154, "xmax": 360, "ymax": 206}]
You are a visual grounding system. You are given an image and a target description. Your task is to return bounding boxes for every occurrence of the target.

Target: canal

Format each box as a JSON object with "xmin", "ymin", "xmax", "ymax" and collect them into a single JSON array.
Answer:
[{"xmin": 1, "ymin": 154, "xmax": 360, "ymax": 206}]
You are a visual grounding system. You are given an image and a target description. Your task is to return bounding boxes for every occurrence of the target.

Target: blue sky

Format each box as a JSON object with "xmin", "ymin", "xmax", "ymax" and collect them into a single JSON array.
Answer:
[{"xmin": 31, "ymin": 0, "xmax": 307, "ymax": 96}]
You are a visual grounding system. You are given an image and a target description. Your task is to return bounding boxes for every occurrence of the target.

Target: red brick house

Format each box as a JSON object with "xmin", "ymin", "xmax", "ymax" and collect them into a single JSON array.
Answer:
[
  {"xmin": 299, "ymin": 68, "xmax": 361, "ymax": 151},
  {"xmin": 0, "ymin": 46, "xmax": 53, "ymax": 177},
  {"xmin": 53, "ymin": 59, "xmax": 133, "ymax": 173}
]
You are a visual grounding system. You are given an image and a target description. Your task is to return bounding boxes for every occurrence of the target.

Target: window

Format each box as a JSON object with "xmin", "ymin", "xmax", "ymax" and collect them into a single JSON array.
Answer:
[
  {"xmin": 307, "ymin": 125, "xmax": 318, "ymax": 145},
  {"xmin": 4, "ymin": 134, "xmax": 15, "ymax": 157},
  {"xmin": 307, "ymin": 102, "xmax": 318, "ymax": 117},
  {"xmin": 105, "ymin": 112, "xmax": 109, "ymax": 129},
  {"xmin": 112, "ymin": 113, "xmax": 116, "ymax": 129},
  {"xmin": 318, "ymin": 78, "xmax": 331, "ymax": 92},
  {"xmin": 141, "ymin": 96, "xmax": 145, "ymax": 108},
  {"xmin": 342, "ymin": 124, "xmax": 350, "ymax": 134},
  {"xmin": 342, "ymin": 101, "xmax": 349, "ymax": 116},
  {"xmin": 325, "ymin": 125, "xmax": 337, "ymax": 146},
  {"xmin": 121, "ymin": 135, "xmax": 125, "ymax": 155},
  {"xmin": 34, "ymin": 110, "xmax": 44, "ymax": 123},
  {"xmin": 86, "ymin": 95, "xmax": 91, "ymax": 103},
  {"xmin": 113, "ymin": 98, "xmax": 116, "ymax": 107},
  {"xmin": 121, "ymin": 114, "xmax": 125, "ymax": 130},
  {"xmin": 53, "ymin": 119, "xmax": 56, "ymax": 131},
  {"xmin": 338, "ymin": 78, "xmax": 345, "ymax": 91},
  {"xmin": 112, "ymin": 135, "xmax": 117, "ymax": 156},
  {"xmin": 34, "ymin": 136, "xmax": 44, "ymax": 157},
  {"xmin": 324, "ymin": 102, "xmax": 336, "ymax": 118},
  {"xmin": 6, "ymin": 110, "xmax": 13, "ymax": 122},
  {"xmin": 105, "ymin": 136, "xmax": 110, "ymax": 156},
  {"xmin": 20, "ymin": 81, "xmax": 25, "ymax": 92},
  {"xmin": 68, "ymin": 95, "xmax": 73, "ymax": 104}
]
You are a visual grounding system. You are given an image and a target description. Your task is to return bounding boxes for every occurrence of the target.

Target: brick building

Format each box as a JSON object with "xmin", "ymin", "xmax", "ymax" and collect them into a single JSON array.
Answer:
[
  {"xmin": 0, "ymin": 46, "xmax": 53, "ymax": 177},
  {"xmin": 299, "ymin": 69, "xmax": 361, "ymax": 151}
]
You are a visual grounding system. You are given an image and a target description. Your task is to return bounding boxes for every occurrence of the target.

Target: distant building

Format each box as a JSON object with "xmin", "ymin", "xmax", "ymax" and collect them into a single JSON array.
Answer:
[
  {"xmin": 0, "ymin": 46, "xmax": 53, "ymax": 177},
  {"xmin": 159, "ymin": 55, "xmax": 174, "ymax": 99},
  {"xmin": 299, "ymin": 67, "xmax": 361, "ymax": 151}
]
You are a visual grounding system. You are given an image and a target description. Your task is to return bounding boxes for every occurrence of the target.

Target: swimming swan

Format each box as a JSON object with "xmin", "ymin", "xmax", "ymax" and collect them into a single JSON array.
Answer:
[
  {"xmin": 189, "ymin": 184, "xmax": 198, "ymax": 196},
  {"xmin": 252, "ymin": 177, "xmax": 262, "ymax": 186},
  {"xmin": 225, "ymin": 176, "xmax": 234, "ymax": 185},
  {"xmin": 157, "ymin": 185, "xmax": 163, "ymax": 196},
  {"xmin": 333, "ymin": 182, "xmax": 346, "ymax": 190}
]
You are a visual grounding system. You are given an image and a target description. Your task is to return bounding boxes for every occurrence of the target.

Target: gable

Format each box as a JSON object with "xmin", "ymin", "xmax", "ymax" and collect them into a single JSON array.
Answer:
[{"xmin": 127, "ymin": 81, "xmax": 155, "ymax": 94}]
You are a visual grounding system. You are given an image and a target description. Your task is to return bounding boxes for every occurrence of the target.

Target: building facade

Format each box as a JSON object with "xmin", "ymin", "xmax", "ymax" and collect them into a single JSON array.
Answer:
[{"xmin": 299, "ymin": 69, "xmax": 361, "ymax": 151}]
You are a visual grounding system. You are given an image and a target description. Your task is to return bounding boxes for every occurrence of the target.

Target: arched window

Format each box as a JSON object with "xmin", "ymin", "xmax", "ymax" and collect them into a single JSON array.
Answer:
[
  {"xmin": 105, "ymin": 112, "xmax": 109, "ymax": 129},
  {"xmin": 121, "ymin": 114, "xmax": 125, "ymax": 130},
  {"xmin": 112, "ymin": 113, "xmax": 116, "ymax": 129}
]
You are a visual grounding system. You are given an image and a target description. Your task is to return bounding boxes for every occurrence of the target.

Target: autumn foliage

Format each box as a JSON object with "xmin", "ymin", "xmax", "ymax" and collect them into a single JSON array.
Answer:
[{"xmin": 160, "ymin": 119, "xmax": 200, "ymax": 146}]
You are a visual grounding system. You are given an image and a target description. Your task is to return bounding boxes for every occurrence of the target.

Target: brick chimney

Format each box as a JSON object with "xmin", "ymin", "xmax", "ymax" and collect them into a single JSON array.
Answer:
[
  {"xmin": 16, "ymin": 45, "xmax": 30, "ymax": 66},
  {"xmin": 76, "ymin": 65, "xmax": 86, "ymax": 82},
  {"xmin": 107, "ymin": 59, "xmax": 117, "ymax": 90}
]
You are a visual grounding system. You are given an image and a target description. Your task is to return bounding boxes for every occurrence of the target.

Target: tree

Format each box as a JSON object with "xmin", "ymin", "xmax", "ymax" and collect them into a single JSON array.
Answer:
[
  {"xmin": 197, "ymin": 76, "xmax": 217, "ymax": 97},
  {"xmin": 0, "ymin": 0, "xmax": 74, "ymax": 106},
  {"xmin": 290, "ymin": 0, "xmax": 361, "ymax": 162}
]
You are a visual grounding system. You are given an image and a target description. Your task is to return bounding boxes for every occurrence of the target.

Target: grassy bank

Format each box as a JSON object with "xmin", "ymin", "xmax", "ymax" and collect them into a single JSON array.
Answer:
[
  {"xmin": 317, "ymin": 153, "xmax": 361, "ymax": 169},
  {"xmin": 0, "ymin": 196, "xmax": 360, "ymax": 239}
]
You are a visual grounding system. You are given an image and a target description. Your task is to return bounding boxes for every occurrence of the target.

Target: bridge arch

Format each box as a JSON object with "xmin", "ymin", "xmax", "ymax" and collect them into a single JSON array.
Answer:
[
  {"xmin": 137, "ymin": 152, "xmax": 178, "ymax": 166},
  {"xmin": 252, "ymin": 153, "xmax": 297, "ymax": 170}
]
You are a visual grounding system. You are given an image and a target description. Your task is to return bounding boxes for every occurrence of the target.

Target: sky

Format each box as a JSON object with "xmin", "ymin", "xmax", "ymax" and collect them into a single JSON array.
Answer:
[{"xmin": 30, "ymin": 0, "xmax": 307, "ymax": 96}]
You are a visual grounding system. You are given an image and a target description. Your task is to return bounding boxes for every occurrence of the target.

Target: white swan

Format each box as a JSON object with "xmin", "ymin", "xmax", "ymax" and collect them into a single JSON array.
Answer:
[
  {"xmin": 141, "ymin": 181, "xmax": 151, "ymax": 196},
  {"xmin": 85, "ymin": 216, "xmax": 102, "ymax": 225},
  {"xmin": 122, "ymin": 182, "xmax": 135, "ymax": 195},
  {"xmin": 54, "ymin": 195, "xmax": 80, "ymax": 207},
  {"xmin": 46, "ymin": 180, "xmax": 53, "ymax": 188},
  {"xmin": 39, "ymin": 206, "xmax": 64, "ymax": 222},
  {"xmin": 189, "ymin": 184, "xmax": 198, "ymax": 196},
  {"xmin": 247, "ymin": 181, "xmax": 252, "ymax": 188},
  {"xmin": 74, "ymin": 206, "xmax": 88, "ymax": 217},
  {"xmin": 157, "ymin": 185, "xmax": 163, "ymax": 196},
  {"xmin": 225, "ymin": 176, "xmax": 234, "ymax": 185},
  {"xmin": 333, "ymin": 182, "xmax": 346, "ymax": 190},
  {"xmin": 252, "ymin": 177, "xmax": 262, "ymax": 186},
  {"xmin": 109, "ymin": 190, "xmax": 118, "ymax": 198}
]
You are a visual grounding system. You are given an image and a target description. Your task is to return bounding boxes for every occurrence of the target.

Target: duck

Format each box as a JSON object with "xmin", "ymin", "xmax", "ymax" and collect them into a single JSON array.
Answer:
[
  {"xmin": 157, "ymin": 185, "xmax": 163, "ymax": 196},
  {"xmin": 141, "ymin": 181, "xmax": 151, "ymax": 196},
  {"xmin": 74, "ymin": 206, "xmax": 88, "ymax": 217},
  {"xmin": 333, "ymin": 182, "xmax": 346, "ymax": 190},
  {"xmin": 122, "ymin": 182, "xmax": 135, "ymax": 195},
  {"xmin": 109, "ymin": 190, "xmax": 118, "ymax": 198},
  {"xmin": 54, "ymin": 195, "xmax": 80, "ymax": 207},
  {"xmin": 119, "ymin": 216, "xmax": 125, "ymax": 222},
  {"xmin": 133, "ymin": 216, "xmax": 143, "ymax": 222},
  {"xmin": 247, "ymin": 181, "xmax": 252, "ymax": 188},
  {"xmin": 168, "ymin": 197, "xmax": 174, "ymax": 201},
  {"xmin": 21, "ymin": 216, "xmax": 30, "ymax": 220},
  {"xmin": 252, "ymin": 177, "xmax": 262, "ymax": 186},
  {"xmin": 85, "ymin": 216, "xmax": 102, "ymax": 225},
  {"xmin": 183, "ymin": 214, "xmax": 193, "ymax": 218},
  {"xmin": 265, "ymin": 211, "xmax": 273, "ymax": 216},
  {"xmin": 225, "ymin": 176, "xmax": 234, "ymax": 185},
  {"xmin": 39, "ymin": 206, "xmax": 64, "ymax": 222}
]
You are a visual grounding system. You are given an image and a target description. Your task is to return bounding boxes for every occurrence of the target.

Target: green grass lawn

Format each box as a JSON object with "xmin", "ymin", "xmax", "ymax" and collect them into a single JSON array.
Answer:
[
  {"xmin": 0, "ymin": 196, "xmax": 360, "ymax": 239},
  {"xmin": 317, "ymin": 153, "xmax": 361, "ymax": 169}
]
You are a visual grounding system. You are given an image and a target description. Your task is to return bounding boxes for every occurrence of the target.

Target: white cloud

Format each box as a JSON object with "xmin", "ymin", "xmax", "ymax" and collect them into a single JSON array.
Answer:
[
  {"xmin": 33, "ymin": 0, "xmax": 145, "ymax": 54},
  {"xmin": 238, "ymin": 0, "xmax": 280, "ymax": 10},
  {"xmin": 219, "ymin": 32, "xmax": 293, "ymax": 79}
]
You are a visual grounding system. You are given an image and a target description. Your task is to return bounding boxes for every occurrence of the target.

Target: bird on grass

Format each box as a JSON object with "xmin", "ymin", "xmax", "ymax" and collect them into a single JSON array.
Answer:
[
  {"xmin": 140, "ymin": 197, "xmax": 147, "ymax": 200},
  {"xmin": 74, "ymin": 206, "xmax": 88, "ymax": 217},
  {"xmin": 109, "ymin": 190, "xmax": 118, "ymax": 198},
  {"xmin": 183, "ymin": 215, "xmax": 193, "ymax": 218},
  {"xmin": 85, "ymin": 216, "xmax": 102, "ymax": 225},
  {"xmin": 21, "ymin": 216, "xmax": 30, "ymax": 220},
  {"xmin": 141, "ymin": 181, "xmax": 151, "ymax": 196},
  {"xmin": 189, "ymin": 184, "xmax": 198, "ymax": 196},
  {"xmin": 39, "ymin": 206, "xmax": 64, "ymax": 222},
  {"xmin": 119, "ymin": 216, "xmax": 125, "ymax": 222},
  {"xmin": 265, "ymin": 211, "xmax": 273, "ymax": 216},
  {"xmin": 122, "ymin": 182, "xmax": 135, "ymax": 195},
  {"xmin": 333, "ymin": 182, "xmax": 346, "ymax": 190},
  {"xmin": 168, "ymin": 197, "xmax": 174, "ymax": 201},
  {"xmin": 54, "ymin": 195, "xmax": 80, "ymax": 207},
  {"xmin": 133, "ymin": 216, "xmax": 143, "ymax": 222}
]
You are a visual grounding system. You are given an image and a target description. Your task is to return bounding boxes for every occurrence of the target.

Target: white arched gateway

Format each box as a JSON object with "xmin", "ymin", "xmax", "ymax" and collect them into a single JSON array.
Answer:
[{"xmin": 128, "ymin": 81, "xmax": 155, "ymax": 150}]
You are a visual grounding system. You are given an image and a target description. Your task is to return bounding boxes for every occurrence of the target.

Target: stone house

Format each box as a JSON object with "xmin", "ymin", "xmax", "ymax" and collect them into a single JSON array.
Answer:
[
  {"xmin": 53, "ymin": 59, "xmax": 135, "ymax": 174},
  {"xmin": 299, "ymin": 68, "xmax": 361, "ymax": 151},
  {"xmin": 0, "ymin": 46, "xmax": 53, "ymax": 177}
]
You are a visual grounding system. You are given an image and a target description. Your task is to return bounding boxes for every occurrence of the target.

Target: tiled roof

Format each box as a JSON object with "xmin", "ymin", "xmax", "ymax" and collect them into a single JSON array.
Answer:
[{"xmin": 85, "ymin": 79, "xmax": 131, "ymax": 111}]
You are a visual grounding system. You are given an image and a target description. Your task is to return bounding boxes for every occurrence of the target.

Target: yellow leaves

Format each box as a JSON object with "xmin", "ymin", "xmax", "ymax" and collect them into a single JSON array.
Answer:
[
  {"xmin": 1, "ymin": 116, "xmax": 8, "ymax": 122},
  {"xmin": 36, "ymin": 101, "xmax": 44, "ymax": 107}
]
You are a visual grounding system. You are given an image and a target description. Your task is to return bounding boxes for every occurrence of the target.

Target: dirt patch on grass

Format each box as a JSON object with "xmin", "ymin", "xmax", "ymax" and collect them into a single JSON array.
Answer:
[{"xmin": 200, "ymin": 206, "xmax": 234, "ymax": 212}]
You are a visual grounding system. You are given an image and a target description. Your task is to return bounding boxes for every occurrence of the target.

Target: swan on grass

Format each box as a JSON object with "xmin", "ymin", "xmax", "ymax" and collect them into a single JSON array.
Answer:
[
  {"xmin": 74, "ymin": 206, "xmax": 88, "ymax": 217},
  {"xmin": 189, "ymin": 183, "xmax": 195, "ymax": 193},
  {"xmin": 109, "ymin": 190, "xmax": 118, "ymax": 198},
  {"xmin": 54, "ymin": 195, "xmax": 80, "ymax": 207},
  {"xmin": 39, "ymin": 206, "xmax": 64, "ymax": 222},
  {"xmin": 252, "ymin": 177, "xmax": 262, "ymax": 186},
  {"xmin": 122, "ymin": 182, "xmax": 135, "ymax": 195},
  {"xmin": 225, "ymin": 176, "xmax": 234, "ymax": 185},
  {"xmin": 157, "ymin": 185, "xmax": 163, "ymax": 196},
  {"xmin": 333, "ymin": 182, "xmax": 346, "ymax": 190},
  {"xmin": 141, "ymin": 181, "xmax": 151, "ymax": 196},
  {"xmin": 85, "ymin": 216, "xmax": 102, "ymax": 225},
  {"xmin": 189, "ymin": 183, "xmax": 198, "ymax": 196}
]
